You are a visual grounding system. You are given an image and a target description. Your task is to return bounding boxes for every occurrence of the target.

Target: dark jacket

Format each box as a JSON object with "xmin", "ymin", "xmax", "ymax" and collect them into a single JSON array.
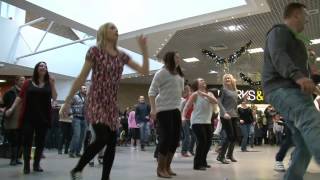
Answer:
[
  {"xmin": 135, "ymin": 103, "xmax": 150, "ymax": 124},
  {"xmin": 262, "ymin": 24, "xmax": 309, "ymax": 96},
  {"xmin": 2, "ymin": 86, "xmax": 21, "ymax": 129}
]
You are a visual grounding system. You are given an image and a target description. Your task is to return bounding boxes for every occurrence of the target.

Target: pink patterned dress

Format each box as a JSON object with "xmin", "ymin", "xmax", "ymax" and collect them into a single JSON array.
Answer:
[{"xmin": 85, "ymin": 46, "xmax": 130, "ymax": 131}]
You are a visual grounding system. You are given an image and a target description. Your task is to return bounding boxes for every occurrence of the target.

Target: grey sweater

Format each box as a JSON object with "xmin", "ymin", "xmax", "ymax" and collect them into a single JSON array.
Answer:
[
  {"xmin": 218, "ymin": 88, "xmax": 239, "ymax": 118},
  {"xmin": 148, "ymin": 68, "xmax": 184, "ymax": 113},
  {"xmin": 262, "ymin": 24, "xmax": 309, "ymax": 96}
]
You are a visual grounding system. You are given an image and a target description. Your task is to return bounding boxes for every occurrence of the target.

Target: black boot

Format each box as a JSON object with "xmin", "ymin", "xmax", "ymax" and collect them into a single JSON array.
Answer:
[
  {"xmin": 226, "ymin": 156, "xmax": 238, "ymax": 162},
  {"xmin": 16, "ymin": 159, "xmax": 23, "ymax": 165},
  {"xmin": 10, "ymin": 159, "xmax": 17, "ymax": 166},
  {"xmin": 216, "ymin": 154, "xmax": 230, "ymax": 164},
  {"xmin": 226, "ymin": 142, "xmax": 236, "ymax": 162},
  {"xmin": 23, "ymin": 147, "xmax": 31, "ymax": 174},
  {"xmin": 23, "ymin": 160, "xmax": 30, "ymax": 174},
  {"xmin": 9, "ymin": 146, "xmax": 18, "ymax": 166},
  {"xmin": 33, "ymin": 148, "xmax": 44, "ymax": 172}
]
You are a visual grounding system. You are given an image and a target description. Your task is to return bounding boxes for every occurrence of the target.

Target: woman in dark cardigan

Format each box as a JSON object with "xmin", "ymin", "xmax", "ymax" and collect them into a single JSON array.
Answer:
[{"xmin": 6, "ymin": 61, "xmax": 57, "ymax": 174}]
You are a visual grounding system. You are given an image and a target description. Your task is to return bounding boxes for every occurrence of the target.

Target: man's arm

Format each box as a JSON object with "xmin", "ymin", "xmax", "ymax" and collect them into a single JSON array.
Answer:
[{"xmin": 268, "ymin": 27, "xmax": 305, "ymax": 80}]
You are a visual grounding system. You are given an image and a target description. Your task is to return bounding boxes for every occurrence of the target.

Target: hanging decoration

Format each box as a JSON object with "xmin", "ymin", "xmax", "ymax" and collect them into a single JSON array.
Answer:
[
  {"xmin": 239, "ymin": 72, "xmax": 261, "ymax": 86},
  {"xmin": 202, "ymin": 40, "xmax": 252, "ymax": 65}
]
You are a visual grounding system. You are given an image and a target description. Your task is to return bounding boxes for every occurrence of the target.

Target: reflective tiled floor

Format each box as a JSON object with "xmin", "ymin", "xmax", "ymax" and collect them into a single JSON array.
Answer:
[{"xmin": 0, "ymin": 145, "xmax": 319, "ymax": 180}]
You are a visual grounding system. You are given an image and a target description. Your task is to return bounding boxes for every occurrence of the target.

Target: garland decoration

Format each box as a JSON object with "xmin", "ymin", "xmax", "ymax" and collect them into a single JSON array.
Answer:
[
  {"xmin": 202, "ymin": 40, "xmax": 252, "ymax": 65},
  {"xmin": 239, "ymin": 72, "xmax": 261, "ymax": 86}
]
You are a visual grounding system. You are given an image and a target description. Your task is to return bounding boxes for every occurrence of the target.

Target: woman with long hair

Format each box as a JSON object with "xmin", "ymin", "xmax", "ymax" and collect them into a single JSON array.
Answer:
[
  {"xmin": 6, "ymin": 62, "xmax": 57, "ymax": 174},
  {"xmin": 217, "ymin": 74, "xmax": 246, "ymax": 164},
  {"xmin": 148, "ymin": 51, "xmax": 184, "ymax": 178},
  {"xmin": 59, "ymin": 22, "xmax": 149, "ymax": 180},
  {"xmin": 183, "ymin": 78, "xmax": 217, "ymax": 170}
]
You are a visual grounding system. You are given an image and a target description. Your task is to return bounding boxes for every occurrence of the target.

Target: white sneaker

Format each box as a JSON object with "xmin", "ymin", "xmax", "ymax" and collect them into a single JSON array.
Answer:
[
  {"xmin": 274, "ymin": 161, "xmax": 285, "ymax": 172},
  {"xmin": 71, "ymin": 171, "xmax": 82, "ymax": 180}
]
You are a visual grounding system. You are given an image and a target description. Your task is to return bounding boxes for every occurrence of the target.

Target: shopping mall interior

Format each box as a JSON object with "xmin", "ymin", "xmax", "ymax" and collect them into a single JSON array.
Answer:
[{"xmin": 0, "ymin": 0, "xmax": 320, "ymax": 180}]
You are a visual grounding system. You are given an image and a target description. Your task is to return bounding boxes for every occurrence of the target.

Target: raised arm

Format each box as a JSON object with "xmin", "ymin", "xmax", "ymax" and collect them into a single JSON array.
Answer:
[
  {"xmin": 126, "ymin": 35, "xmax": 149, "ymax": 75},
  {"xmin": 49, "ymin": 76, "xmax": 58, "ymax": 102},
  {"xmin": 182, "ymin": 92, "xmax": 197, "ymax": 120}
]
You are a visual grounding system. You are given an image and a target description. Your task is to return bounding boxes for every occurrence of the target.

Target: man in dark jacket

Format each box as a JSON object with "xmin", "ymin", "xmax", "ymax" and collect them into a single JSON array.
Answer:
[
  {"xmin": 2, "ymin": 76, "xmax": 25, "ymax": 165},
  {"xmin": 135, "ymin": 96, "xmax": 150, "ymax": 151},
  {"xmin": 262, "ymin": 2, "xmax": 320, "ymax": 180}
]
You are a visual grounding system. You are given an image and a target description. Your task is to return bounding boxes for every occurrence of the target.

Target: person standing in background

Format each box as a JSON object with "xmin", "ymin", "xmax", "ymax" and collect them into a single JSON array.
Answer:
[
  {"xmin": 135, "ymin": 96, "xmax": 150, "ymax": 151},
  {"xmin": 69, "ymin": 85, "xmax": 87, "ymax": 158},
  {"xmin": 238, "ymin": 101, "xmax": 254, "ymax": 152},
  {"xmin": 2, "ymin": 76, "xmax": 25, "ymax": 166},
  {"xmin": 128, "ymin": 106, "xmax": 140, "ymax": 150}
]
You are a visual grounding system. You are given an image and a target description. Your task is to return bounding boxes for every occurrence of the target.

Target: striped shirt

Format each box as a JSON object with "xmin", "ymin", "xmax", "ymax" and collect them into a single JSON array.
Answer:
[
  {"xmin": 148, "ymin": 68, "xmax": 184, "ymax": 113},
  {"xmin": 71, "ymin": 93, "xmax": 85, "ymax": 118}
]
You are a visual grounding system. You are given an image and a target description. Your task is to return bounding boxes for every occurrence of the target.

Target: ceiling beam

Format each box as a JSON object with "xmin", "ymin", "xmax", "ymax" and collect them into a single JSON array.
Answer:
[{"xmin": 2, "ymin": 0, "xmax": 97, "ymax": 37}]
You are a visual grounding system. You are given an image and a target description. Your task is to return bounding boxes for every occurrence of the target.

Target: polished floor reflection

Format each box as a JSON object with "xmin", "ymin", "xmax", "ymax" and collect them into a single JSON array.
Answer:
[{"xmin": 0, "ymin": 146, "xmax": 319, "ymax": 180}]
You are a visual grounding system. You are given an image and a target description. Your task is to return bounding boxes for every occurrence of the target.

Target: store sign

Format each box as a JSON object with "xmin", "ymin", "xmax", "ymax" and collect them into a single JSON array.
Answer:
[
  {"xmin": 208, "ymin": 85, "xmax": 265, "ymax": 104},
  {"xmin": 237, "ymin": 89, "xmax": 264, "ymax": 102}
]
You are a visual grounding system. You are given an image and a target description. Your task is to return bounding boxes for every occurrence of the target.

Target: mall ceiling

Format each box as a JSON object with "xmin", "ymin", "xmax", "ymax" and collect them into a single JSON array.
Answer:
[
  {"xmin": 121, "ymin": 0, "xmax": 320, "ymax": 85},
  {"xmin": 1, "ymin": 0, "xmax": 319, "ymax": 86}
]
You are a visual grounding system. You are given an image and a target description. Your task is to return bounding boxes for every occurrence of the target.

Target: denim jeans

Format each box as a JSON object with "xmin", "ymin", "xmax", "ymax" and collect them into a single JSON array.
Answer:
[
  {"xmin": 240, "ymin": 124, "xmax": 251, "ymax": 151},
  {"xmin": 70, "ymin": 118, "xmax": 87, "ymax": 155},
  {"xmin": 249, "ymin": 124, "xmax": 255, "ymax": 146},
  {"xmin": 275, "ymin": 131, "xmax": 283, "ymax": 145},
  {"xmin": 266, "ymin": 88, "xmax": 320, "ymax": 180},
  {"xmin": 189, "ymin": 129, "xmax": 196, "ymax": 153},
  {"xmin": 181, "ymin": 120, "xmax": 191, "ymax": 153},
  {"xmin": 139, "ymin": 122, "xmax": 150, "ymax": 146}
]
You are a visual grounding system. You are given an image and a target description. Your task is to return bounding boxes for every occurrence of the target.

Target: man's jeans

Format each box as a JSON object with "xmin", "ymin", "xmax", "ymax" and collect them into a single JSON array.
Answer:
[
  {"xmin": 266, "ymin": 88, "xmax": 320, "ymax": 180},
  {"xmin": 240, "ymin": 124, "xmax": 251, "ymax": 151},
  {"xmin": 70, "ymin": 118, "xmax": 87, "ymax": 155},
  {"xmin": 181, "ymin": 120, "xmax": 191, "ymax": 153},
  {"xmin": 139, "ymin": 122, "xmax": 150, "ymax": 146},
  {"xmin": 249, "ymin": 124, "xmax": 255, "ymax": 147}
]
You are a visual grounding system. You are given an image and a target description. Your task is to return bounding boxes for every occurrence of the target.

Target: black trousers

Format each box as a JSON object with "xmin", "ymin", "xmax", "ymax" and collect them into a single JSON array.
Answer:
[
  {"xmin": 23, "ymin": 123, "xmax": 48, "ymax": 166},
  {"xmin": 192, "ymin": 124, "xmax": 212, "ymax": 168},
  {"xmin": 157, "ymin": 109, "xmax": 182, "ymax": 155},
  {"xmin": 219, "ymin": 117, "xmax": 239, "ymax": 158},
  {"xmin": 5, "ymin": 129, "xmax": 22, "ymax": 161},
  {"xmin": 58, "ymin": 122, "xmax": 72, "ymax": 153},
  {"xmin": 74, "ymin": 123, "xmax": 117, "ymax": 180}
]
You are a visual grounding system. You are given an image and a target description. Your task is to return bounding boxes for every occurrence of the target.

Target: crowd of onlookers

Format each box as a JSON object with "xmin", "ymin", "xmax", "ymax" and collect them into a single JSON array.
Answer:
[{"xmin": 0, "ymin": 91, "xmax": 290, "ymax": 163}]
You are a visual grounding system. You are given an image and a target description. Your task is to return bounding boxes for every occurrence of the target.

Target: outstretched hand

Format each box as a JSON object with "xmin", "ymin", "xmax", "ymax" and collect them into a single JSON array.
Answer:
[{"xmin": 137, "ymin": 35, "xmax": 147, "ymax": 51}]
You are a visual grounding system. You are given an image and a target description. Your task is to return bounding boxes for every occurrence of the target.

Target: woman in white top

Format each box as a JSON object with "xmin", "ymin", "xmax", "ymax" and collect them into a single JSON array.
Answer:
[
  {"xmin": 183, "ymin": 78, "xmax": 218, "ymax": 170},
  {"xmin": 149, "ymin": 51, "xmax": 184, "ymax": 178}
]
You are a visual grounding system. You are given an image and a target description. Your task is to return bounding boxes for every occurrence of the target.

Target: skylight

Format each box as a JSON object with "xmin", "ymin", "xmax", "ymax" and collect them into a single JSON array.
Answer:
[{"xmin": 27, "ymin": 0, "xmax": 246, "ymax": 34}]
